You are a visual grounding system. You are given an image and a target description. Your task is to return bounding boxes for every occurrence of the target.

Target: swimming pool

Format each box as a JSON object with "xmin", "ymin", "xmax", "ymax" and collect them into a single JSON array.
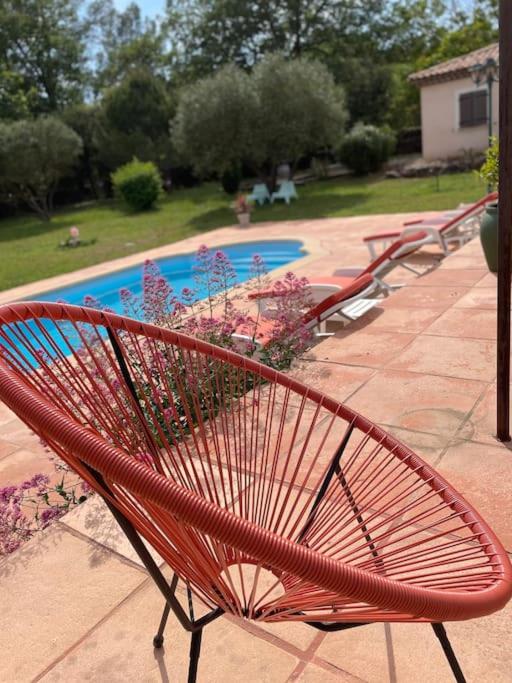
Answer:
[{"xmin": 35, "ymin": 240, "xmax": 306, "ymax": 312}]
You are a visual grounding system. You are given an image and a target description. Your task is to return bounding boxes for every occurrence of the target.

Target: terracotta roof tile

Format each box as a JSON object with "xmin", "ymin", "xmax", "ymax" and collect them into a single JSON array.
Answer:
[{"xmin": 409, "ymin": 43, "xmax": 498, "ymax": 86}]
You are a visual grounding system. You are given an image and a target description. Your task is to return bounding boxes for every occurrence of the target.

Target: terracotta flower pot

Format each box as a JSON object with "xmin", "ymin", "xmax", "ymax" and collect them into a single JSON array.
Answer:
[
  {"xmin": 480, "ymin": 202, "xmax": 498, "ymax": 273},
  {"xmin": 237, "ymin": 212, "xmax": 250, "ymax": 228}
]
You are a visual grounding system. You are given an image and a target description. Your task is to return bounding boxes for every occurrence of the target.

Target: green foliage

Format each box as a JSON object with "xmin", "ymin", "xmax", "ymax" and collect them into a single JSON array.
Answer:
[
  {"xmin": 333, "ymin": 59, "xmax": 395, "ymax": 127},
  {"xmin": 173, "ymin": 57, "xmax": 346, "ymax": 182},
  {"xmin": 415, "ymin": 14, "xmax": 497, "ymax": 71},
  {"xmin": 86, "ymin": 0, "xmax": 168, "ymax": 92},
  {"xmin": 250, "ymin": 56, "xmax": 347, "ymax": 173},
  {"xmin": 96, "ymin": 70, "xmax": 174, "ymax": 172},
  {"xmin": 111, "ymin": 159, "xmax": 162, "ymax": 211},
  {"xmin": 221, "ymin": 167, "xmax": 242, "ymax": 194},
  {"xmin": 339, "ymin": 124, "xmax": 396, "ymax": 175},
  {"xmin": 61, "ymin": 104, "xmax": 105, "ymax": 198},
  {"xmin": 479, "ymin": 137, "xmax": 499, "ymax": 190},
  {"xmin": 0, "ymin": 0, "xmax": 86, "ymax": 114},
  {"xmin": 0, "ymin": 116, "xmax": 82, "ymax": 220},
  {"xmin": 173, "ymin": 65, "xmax": 256, "ymax": 177}
]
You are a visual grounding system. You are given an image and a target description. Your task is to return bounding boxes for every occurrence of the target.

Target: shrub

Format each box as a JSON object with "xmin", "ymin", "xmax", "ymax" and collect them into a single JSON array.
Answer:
[
  {"xmin": 221, "ymin": 166, "xmax": 242, "ymax": 194},
  {"xmin": 479, "ymin": 137, "xmax": 498, "ymax": 190},
  {"xmin": 112, "ymin": 158, "xmax": 162, "ymax": 210},
  {"xmin": 339, "ymin": 124, "xmax": 396, "ymax": 175}
]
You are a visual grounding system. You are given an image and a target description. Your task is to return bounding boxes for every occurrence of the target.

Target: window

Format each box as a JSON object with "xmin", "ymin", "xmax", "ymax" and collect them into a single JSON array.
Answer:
[{"xmin": 459, "ymin": 90, "xmax": 488, "ymax": 128}]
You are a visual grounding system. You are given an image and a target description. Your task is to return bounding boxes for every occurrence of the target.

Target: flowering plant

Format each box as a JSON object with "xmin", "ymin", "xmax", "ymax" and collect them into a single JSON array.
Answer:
[
  {"xmin": 233, "ymin": 195, "xmax": 251, "ymax": 215},
  {"xmin": 0, "ymin": 472, "xmax": 90, "ymax": 556},
  {"xmin": 2, "ymin": 246, "xmax": 312, "ymax": 556}
]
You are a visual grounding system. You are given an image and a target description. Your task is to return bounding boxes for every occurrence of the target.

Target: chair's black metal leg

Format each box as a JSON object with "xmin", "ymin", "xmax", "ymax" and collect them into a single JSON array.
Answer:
[
  {"xmin": 153, "ymin": 601, "xmax": 171, "ymax": 648},
  {"xmin": 432, "ymin": 623, "xmax": 466, "ymax": 683},
  {"xmin": 153, "ymin": 574, "xmax": 179, "ymax": 648},
  {"xmin": 188, "ymin": 628, "xmax": 203, "ymax": 683}
]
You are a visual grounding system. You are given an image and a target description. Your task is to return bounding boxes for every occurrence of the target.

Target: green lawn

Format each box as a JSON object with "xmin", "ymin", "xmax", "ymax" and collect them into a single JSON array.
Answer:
[{"xmin": 0, "ymin": 171, "xmax": 486, "ymax": 291}]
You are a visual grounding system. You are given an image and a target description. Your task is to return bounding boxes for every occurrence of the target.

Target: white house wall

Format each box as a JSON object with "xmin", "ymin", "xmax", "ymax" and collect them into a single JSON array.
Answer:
[{"xmin": 419, "ymin": 75, "xmax": 499, "ymax": 160}]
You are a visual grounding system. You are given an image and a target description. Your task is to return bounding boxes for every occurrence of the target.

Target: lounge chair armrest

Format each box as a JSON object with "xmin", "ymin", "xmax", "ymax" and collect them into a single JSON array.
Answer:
[{"xmin": 363, "ymin": 231, "xmax": 401, "ymax": 243}]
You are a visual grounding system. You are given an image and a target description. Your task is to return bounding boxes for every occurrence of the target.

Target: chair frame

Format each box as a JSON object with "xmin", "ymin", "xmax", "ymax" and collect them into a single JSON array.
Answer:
[
  {"xmin": 1, "ymin": 302, "xmax": 510, "ymax": 683},
  {"xmin": 88, "ymin": 332, "xmax": 467, "ymax": 683},
  {"xmin": 364, "ymin": 193, "xmax": 498, "ymax": 258},
  {"xmin": 91, "ymin": 335, "xmax": 467, "ymax": 683}
]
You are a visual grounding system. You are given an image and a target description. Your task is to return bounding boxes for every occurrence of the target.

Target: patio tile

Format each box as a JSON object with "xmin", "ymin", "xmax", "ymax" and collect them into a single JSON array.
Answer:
[
  {"xmin": 381, "ymin": 425, "xmax": 448, "ymax": 465},
  {"xmin": 349, "ymin": 305, "xmax": 444, "ymax": 335},
  {"xmin": 347, "ymin": 370, "xmax": 486, "ymax": 437},
  {"xmin": 457, "ymin": 383, "xmax": 503, "ymax": 445},
  {"xmin": 0, "ymin": 447, "xmax": 56, "ymax": 485},
  {"xmin": 410, "ymin": 268, "xmax": 488, "ymax": 288},
  {"xmin": 0, "ymin": 437, "xmax": 19, "ymax": 460},
  {"xmin": 474, "ymin": 272, "xmax": 497, "ymax": 287},
  {"xmin": 441, "ymin": 255, "xmax": 489, "ymax": 269},
  {"xmin": 61, "ymin": 494, "xmax": 164, "ymax": 569},
  {"xmin": 387, "ymin": 335, "xmax": 496, "ymax": 382},
  {"xmin": 40, "ymin": 580, "xmax": 298, "ymax": 683},
  {"xmin": 437, "ymin": 440, "xmax": 512, "ymax": 550},
  {"xmin": 289, "ymin": 361, "xmax": 375, "ymax": 402},
  {"xmin": 380, "ymin": 285, "xmax": 469, "ymax": 309},
  {"xmin": 453, "ymin": 287, "xmax": 497, "ymax": 309},
  {"xmin": 316, "ymin": 607, "xmax": 512, "ymax": 683},
  {"xmin": 307, "ymin": 330, "xmax": 415, "ymax": 369},
  {"xmin": 424, "ymin": 308, "xmax": 497, "ymax": 340},
  {"xmin": 294, "ymin": 662, "xmax": 355, "ymax": 682},
  {"xmin": 0, "ymin": 525, "xmax": 146, "ymax": 682}
]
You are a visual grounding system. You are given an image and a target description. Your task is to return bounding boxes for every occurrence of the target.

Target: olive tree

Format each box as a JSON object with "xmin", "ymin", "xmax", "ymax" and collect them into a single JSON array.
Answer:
[
  {"xmin": 172, "ymin": 56, "xmax": 347, "ymax": 190},
  {"xmin": 251, "ymin": 55, "xmax": 347, "ymax": 186},
  {"xmin": 0, "ymin": 116, "xmax": 82, "ymax": 220},
  {"xmin": 172, "ymin": 64, "xmax": 256, "ymax": 181}
]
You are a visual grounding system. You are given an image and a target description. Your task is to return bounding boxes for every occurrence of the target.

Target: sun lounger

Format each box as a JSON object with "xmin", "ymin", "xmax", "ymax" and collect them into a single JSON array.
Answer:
[
  {"xmin": 236, "ymin": 273, "xmax": 379, "ymax": 349},
  {"xmin": 363, "ymin": 192, "xmax": 497, "ymax": 257}
]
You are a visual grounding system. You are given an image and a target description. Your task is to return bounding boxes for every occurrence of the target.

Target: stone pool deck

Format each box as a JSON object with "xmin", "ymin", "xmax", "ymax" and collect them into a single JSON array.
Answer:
[{"xmin": 1, "ymin": 215, "xmax": 511, "ymax": 682}]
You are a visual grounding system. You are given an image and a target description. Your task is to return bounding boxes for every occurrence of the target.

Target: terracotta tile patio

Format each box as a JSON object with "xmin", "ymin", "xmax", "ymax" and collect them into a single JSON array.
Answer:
[{"xmin": 0, "ymin": 213, "xmax": 511, "ymax": 682}]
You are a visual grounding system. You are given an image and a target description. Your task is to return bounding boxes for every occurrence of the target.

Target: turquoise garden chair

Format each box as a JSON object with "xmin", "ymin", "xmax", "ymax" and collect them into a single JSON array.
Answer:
[
  {"xmin": 247, "ymin": 183, "xmax": 271, "ymax": 206},
  {"xmin": 271, "ymin": 180, "xmax": 298, "ymax": 204}
]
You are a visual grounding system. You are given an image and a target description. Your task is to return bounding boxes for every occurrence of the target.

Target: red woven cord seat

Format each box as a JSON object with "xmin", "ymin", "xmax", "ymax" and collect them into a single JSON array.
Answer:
[{"xmin": 0, "ymin": 302, "xmax": 510, "ymax": 680}]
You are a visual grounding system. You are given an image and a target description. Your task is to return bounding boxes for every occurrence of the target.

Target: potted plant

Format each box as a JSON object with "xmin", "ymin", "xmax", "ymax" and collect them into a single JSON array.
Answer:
[
  {"xmin": 234, "ymin": 195, "xmax": 251, "ymax": 228},
  {"xmin": 479, "ymin": 138, "xmax": 499, "ymax": 272}
]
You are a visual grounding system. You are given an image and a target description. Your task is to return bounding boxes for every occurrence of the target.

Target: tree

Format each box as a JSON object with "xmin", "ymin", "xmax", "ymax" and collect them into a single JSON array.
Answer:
[
  {"xmin": 172, "ymin": 56, "xmax": 347, "ymax": 187},
  {"xmin": 414, "ymin": 13, "xmax": 498, "ymax": 71},
  {"xmin": 250, "ymin": 56, "xmax": 347, "ymax": 183},
  {"xmin": 86, "ymin": 0, "xmax": 169, "ymax": 92},
  {"xmin": 166, "ymin": 0, "xmax": 390, "ymax": 76},
  {"xmin": 95, "ymin": 69, "xmax": 174, "ymax": 172},
  {"xmin": 0, "ymin": 0, "xmax": 87, "ymax": 114},
  {"xmin": 172, "ymin": 65, "xmax": 256, "ymax": 178},
  {"xmin": 0, "ymin": 117, "xmax": 83, "ymax": 220},
  {"xmin": 61, "ymin": 104, "xmax": 105, "ymax": 198},
  {"xmin": 332, "ymin": 59, "xmax": 395, "ymax": 127}
]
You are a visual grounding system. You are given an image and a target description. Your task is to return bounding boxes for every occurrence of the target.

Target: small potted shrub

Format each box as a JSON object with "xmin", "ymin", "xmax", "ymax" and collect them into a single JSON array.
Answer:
[
  {"xmin": 479, "ymin": 138, "xmax": 499, "ymax": 272},
  {"xmin": 234, "ymin": 194, "xmax": 251, "ymax": 228}
]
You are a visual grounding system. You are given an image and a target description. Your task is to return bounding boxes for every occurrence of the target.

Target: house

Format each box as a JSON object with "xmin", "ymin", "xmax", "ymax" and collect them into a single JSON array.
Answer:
[{"xmin": 409, "ymin": 43, "xmax": 498, "ymax": 161}]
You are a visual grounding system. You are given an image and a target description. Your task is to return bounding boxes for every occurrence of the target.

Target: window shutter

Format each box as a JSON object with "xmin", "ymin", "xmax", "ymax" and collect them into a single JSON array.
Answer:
[
  {"xmin": 459, "ymin": 93, "xmax": 473, "ymax": 127},
  {"xmin": 459, "ymin": 90, "xmax": 488, "ymax": 128},
  {"xmin": 473, "ymin": 90, "xmax": 488, "ymax": 125}
]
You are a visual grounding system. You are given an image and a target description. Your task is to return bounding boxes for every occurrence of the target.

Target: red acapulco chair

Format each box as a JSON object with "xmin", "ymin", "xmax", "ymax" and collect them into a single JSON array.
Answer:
[{"xmin": 0, "ymin": 302, "xmax": 510, "ymax": 683}]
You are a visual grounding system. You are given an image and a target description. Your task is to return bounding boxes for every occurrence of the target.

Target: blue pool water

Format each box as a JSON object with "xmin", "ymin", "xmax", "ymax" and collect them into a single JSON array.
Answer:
[
  {"xmin": 6, "ymin": 240, "xmax": 305, "ymax": 364},
  {"xmin": 35, "ymin": 240, "xmax": 306, "ymax": 312}
]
